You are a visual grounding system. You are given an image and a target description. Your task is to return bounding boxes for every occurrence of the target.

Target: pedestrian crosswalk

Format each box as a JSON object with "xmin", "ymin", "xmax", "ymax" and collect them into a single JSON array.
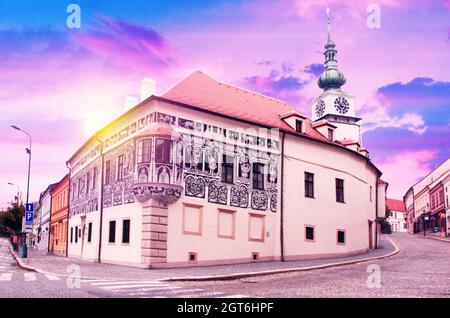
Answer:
[
  {"xmin": 84, "ymin": 279, "xmax": 248, "ymax": 298},
  {"xmin": 0, "ymin": 272, "xmax": 62, "ymax": 282}
]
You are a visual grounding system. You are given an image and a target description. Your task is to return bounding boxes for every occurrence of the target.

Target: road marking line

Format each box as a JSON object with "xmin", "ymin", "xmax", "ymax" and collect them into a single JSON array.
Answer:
[
  {"xmin": 123, "ymin": 287, "xmax": 189, "ymax": 295},
  {"xmin": 130, "ymin": 288, "xmax": 206, "ymax": 297},
  {"xmin": 91, "ymin": 280, "xmax": 164, "ymax": 286},
  {"xmin": 101, "ymin": 283, "xmax": 172, "ymax": 290},
  {"xmin": 24, "ymin": 272, "xmax": 37, "ymax": 281},
  {"xmin": 184, "ymin": 291, "xmax": 226, "ymax": 298},
  {"xmin": 45, "ymin": 274, "xmax": 60, "ymax": 281},
  {"xmin": 220, "ymin": 295, "xmax": 249, "ymax": 298},
  {"xmin": 0, "ymin": 273, "xmax": 12, "ymax": 281}
]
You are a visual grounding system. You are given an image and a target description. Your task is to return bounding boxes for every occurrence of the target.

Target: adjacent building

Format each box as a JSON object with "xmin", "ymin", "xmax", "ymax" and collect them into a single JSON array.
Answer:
[
  {"xmin": 35, "ymin": 183, "xmax": 57, "ymax": 252},
  {"xmin": 66, "ymin": 21, "xmax": 385, "ymax": 268},
  {"xmin": 403, "ymin": 187, "xmax": 415, "ymax": 234},
  {"xmin": 31, "ymin": 200, "xmax": 41, "ymax": 248},
  {"xmin": 405, "ymin": 158, "xmax": 450, "ymax": 236},
  {"xmin": 443, "ymin": 174, "xmax": 450, "ymax": 236},
  {"xmin": 49, "ymin": 175, "xmax": 69, "ymax": 256},
  {"xmin": 386, "ymin": 198, "xmax": 406, "ymax": 232}
]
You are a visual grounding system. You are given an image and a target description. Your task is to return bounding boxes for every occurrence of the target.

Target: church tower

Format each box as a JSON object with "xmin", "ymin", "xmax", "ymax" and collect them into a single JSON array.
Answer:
[{"xmin": 311, "ymin": 8, "xmax": 362, "ymax": 144}]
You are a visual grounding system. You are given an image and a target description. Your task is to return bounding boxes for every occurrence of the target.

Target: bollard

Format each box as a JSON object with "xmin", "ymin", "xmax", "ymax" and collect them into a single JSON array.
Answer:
[{"xmin": 21, "ymin": 241, "xmax": 27, "ymax": 258}]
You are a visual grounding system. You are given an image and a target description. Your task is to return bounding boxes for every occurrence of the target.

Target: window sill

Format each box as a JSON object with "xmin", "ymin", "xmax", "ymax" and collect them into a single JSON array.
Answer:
[{"xmin": 305, "ymin": 196, "xmax": 315, "ymax": 199}]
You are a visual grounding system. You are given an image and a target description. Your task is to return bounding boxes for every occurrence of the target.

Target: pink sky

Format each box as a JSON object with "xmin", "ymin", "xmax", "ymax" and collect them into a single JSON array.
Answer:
[{"xmin": 0, "ymin": 0, "xmax": 449, "ymax": 207}]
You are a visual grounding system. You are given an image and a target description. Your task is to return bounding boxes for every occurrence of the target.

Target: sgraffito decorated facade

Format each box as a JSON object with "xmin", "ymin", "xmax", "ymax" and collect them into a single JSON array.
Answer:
[{"xmin": 66, "ymin": 23, "xmax": 385, "ymax": 268}]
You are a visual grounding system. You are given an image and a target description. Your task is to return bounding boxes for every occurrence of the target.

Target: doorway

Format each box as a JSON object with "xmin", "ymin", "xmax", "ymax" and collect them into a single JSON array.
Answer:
[{"xmin": 368, "ymin": 220, "xmax": 373, "ymax": 250}]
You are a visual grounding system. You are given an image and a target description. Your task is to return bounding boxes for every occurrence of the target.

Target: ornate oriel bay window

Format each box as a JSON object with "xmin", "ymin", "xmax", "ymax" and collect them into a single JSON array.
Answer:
[{"xmin": 133, "ymin": 123, "xmax": 183, "ymax": 205}]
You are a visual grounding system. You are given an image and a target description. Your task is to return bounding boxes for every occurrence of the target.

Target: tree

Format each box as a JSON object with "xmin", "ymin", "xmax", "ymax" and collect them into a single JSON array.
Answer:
[{"xmin": 0, "ymin": 203, "xmax": 25, "ymax": 235}]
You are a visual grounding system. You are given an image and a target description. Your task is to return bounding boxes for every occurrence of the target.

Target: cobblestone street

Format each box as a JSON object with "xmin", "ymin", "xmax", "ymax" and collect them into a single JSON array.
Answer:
[{"xmin": 175, "ymin": 233, "xmax": 450, "ymax": 297}]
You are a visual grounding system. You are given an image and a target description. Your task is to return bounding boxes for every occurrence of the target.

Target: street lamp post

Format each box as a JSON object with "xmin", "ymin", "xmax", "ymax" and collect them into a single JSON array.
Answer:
[
  {"xmin": 7, "ymin": 182, "xmax": 20, "ymax": 204},
  {"xmin": 11, "ymin": 125, "xmax": 32, "ymax": 259}
]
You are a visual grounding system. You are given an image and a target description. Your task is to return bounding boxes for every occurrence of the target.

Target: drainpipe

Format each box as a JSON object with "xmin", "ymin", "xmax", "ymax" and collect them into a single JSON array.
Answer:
[
  {"xmin": 47, "ymin": 190, "xmax": 53, "ymax": 254},
  {"xmin": 280, "ymin": 131, "xmax": 286, "ymax": 261},
  {"xmin": 375, "ymin": 179, "xmax": 379, "ymax": 249},
  {"xmin": 65, "ymin": 162, "xmax": 71, "ymax": 257},
  {"xmin": 94, "ymin": 133, "xmax": 104, "ymax": 263}
]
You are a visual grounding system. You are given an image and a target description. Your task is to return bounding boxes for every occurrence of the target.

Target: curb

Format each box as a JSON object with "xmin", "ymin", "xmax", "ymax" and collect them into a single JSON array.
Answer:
[
  {"xmin": 425, "ymin": 236, "xmax": 450, "ymax": 243},
  {"xmin": 7, "ymin": 237, "xmax": 400, "ymax": 283},
  {"xmin": 8, "ymin": 244, "xmax": 42, "ymax": 273},
  {"xmin": 160, "ymin": 236, "xmax": 400, "ymax": 282}
]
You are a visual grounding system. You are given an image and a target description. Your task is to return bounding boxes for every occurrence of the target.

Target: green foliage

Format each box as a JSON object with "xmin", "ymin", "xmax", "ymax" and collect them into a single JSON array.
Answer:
[
  {"xmin": 0, "ymin": 203, "xmax": 25, "ymax": 235},
  {"xmin": 385, "ymin": 208, "xmax": 392, "ymax": 218},
  {"xmin": 380, "ymin": 219, "xmax": 392, "ymax": 234}
]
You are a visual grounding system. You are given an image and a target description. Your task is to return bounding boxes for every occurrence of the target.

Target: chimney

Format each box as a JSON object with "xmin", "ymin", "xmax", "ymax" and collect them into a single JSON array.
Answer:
[
  {"xmin": 140, "ymin": 78, "xmax": 156, "ymax": 101},
  {"xmin": 124, "ymin": 96, "xmax": 139, "ymax": 112}
]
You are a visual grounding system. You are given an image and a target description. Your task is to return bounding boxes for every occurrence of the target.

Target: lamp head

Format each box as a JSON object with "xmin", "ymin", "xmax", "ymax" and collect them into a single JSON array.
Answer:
[{"xmin": 11, "ymin": 125, "xmax": 21, "ymax": 131}]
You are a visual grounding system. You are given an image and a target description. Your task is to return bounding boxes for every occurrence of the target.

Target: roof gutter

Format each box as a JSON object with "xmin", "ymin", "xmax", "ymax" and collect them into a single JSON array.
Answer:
[
  {"xmin": 65, "ymin": 161, "xmax": 71, "ymax": 257},
  {"xmin": 94, "ymin": 133, "xmax": 104, "ymax": 263},
  {"xmin": 280, "ymin": 131, "xmax": 286, "ymax": 262}
]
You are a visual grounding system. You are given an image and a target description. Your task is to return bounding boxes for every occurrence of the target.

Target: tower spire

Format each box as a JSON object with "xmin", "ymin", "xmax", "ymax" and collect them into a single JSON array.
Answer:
[
  {"xmin": 326, "ymin": 7, "xmax": 332, "ymax": 44},
  {"xmin": 318, "ymin": 7, "xmax": 346, "ymax": 91}
]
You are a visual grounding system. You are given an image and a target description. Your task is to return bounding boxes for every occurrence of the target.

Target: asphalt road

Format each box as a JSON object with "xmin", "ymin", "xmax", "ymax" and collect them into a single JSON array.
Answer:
[
  {"xmin": 0, "ymin": 237, "xmax": 245, "ymax": 298},
  {"xmin": 1, "ymin": 233, "xmax": 449, "ymax": 298},
  {"xmin": 175, "ymin": 233, "xmax": 450, "ymax": 298}
]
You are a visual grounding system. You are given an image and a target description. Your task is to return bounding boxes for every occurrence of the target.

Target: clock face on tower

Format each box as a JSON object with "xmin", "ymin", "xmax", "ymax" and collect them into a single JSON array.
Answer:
[
  {"xmin": 334, "ymin": 97, "xmax": 349, "ymax": 114},
  {"xmin": 315, "ymin": 100, "xmax": 325, "ymax": 118}
]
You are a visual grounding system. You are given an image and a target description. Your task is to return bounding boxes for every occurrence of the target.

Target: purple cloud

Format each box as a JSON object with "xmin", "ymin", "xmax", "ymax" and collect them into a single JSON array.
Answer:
[
  {"xmin": 303, "ymin": 63, "xmax": 324, "ymax": 77},
  {"xmin": 74, "ymin": 15, "xmax": 179, "ymax": 74},
  {"xmin": 374, "ymin": 77, "xmax": 450, "ymax": 124}
]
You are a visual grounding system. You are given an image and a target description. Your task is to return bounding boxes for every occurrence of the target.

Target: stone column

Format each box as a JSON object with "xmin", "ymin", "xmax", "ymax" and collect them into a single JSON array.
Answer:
[{"xmin": 141, "ymin": 200, "xmax": 168, "ymax": 267}]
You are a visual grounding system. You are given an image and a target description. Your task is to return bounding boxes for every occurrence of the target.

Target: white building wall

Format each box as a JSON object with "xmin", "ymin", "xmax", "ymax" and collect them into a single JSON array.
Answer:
[
  {"xmin": 36, "ymin": 192, "xmax": 51, "ymax": 251},
  {"xmin": 65, "ymin": 97, "xmax": 382, "ymax": 268},
  {"xmin": 387, "ymin": 210, "xmax": 407, "ymax": 232},
  {"xmin": 282, "ymin": 135, "xmax": 378, "ymax": 259},
  {"xmin": 67, "ymin": 211, "xmax": 100, "ymax": 262},
  {"xmin": 100, "ymin": 203, "xmax": 142, "ymax": 266}
]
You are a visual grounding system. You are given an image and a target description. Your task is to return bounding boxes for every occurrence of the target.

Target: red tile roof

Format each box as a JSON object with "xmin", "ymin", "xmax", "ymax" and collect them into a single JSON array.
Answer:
[
  {"xmin": 337, "ymin": 139, "xmax": 360, "ymax": 146},
  {"xmin": 161, "ymin": 71, "xmax": 328, "ymax": 142},
  {"xmin": 386, "ymin": 198, "xmax": 406, "ymax": 212}
]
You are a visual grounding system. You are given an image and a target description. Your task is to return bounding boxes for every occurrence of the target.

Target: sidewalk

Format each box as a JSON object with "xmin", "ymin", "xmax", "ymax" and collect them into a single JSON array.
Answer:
[
  {"xmin": 423, "ymin": 234, "xmax": 450, "ymax": 243},
  {"xmin": 10, "ymin": 235, "xmax": 398, "ymax": 282}
]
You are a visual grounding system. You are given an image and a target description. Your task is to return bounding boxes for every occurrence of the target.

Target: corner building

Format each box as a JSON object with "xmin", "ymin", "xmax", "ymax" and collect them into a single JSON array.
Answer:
[{"xmin": 67, "ymin": 25, "xmax": 385, "ymax": 268}]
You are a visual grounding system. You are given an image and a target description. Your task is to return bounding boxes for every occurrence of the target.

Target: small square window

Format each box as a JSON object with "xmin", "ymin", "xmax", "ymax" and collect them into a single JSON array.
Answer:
[
  {"xmin": 337, "ymin": 230, "xmax": 345, "ymax": 244},
  {"xmin": 188, "ymin": 252, "xmax": 197, "ymax": 263},
  {"xmin": 305, "ymin": 226, "xmax": 315, "ymax": 241}
]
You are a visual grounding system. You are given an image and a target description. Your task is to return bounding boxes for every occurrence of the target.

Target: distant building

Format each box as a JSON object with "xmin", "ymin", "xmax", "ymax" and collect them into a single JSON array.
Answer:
[
  {"xmin": 403, "ymin": 187, "xmax": 415, "ymax": 234},
  {"xmin": 443, "ymin": 174, "xmax": 450, "ymax": 236},
  {"xmin": 36, "ymin": 183, "xmax": 57, "ymax": 252},
  {"xmin": 386, "ymin": 198, "xmax": 407, "ymax": 232},
  {"xmin": 49, "ymin": 175, "xmax": 69, "ymax": 256},
  {"xmin": 405, "ymin": 158, "xmax": 450, "ymax": 236}
]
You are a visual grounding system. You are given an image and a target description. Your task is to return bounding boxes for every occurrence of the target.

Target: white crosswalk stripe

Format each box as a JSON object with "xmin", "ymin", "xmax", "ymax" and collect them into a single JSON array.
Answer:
[
  {"xmin": 24, "ymin": 272, "xmax": 37, "ymax": 281},
  {"xmin": 44, "ymin": 274, "xmax": 61, "ymax": 281},
  {"xmin": 85, "ymin": 279, "xmax": 249, "ymax": 298},
  {"xmin": 91, "ymin": 280, "xmax": 165, "ymax": 286},
  {"xmin": 0, "ymin": 273, "xmax": 12, "ymax": 281}
]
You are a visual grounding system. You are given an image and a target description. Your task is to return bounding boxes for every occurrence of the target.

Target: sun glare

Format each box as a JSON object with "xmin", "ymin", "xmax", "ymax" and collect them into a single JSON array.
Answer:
[{"xmin": 85, "ymin": 111, "xmax": 112, "ymax": 137}]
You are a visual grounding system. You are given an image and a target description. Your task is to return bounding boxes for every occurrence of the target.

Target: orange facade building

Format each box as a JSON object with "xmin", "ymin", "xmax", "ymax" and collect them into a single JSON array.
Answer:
[{"xmin": 49, "ymin": 174, "xmax": 69, "ymax": 256}]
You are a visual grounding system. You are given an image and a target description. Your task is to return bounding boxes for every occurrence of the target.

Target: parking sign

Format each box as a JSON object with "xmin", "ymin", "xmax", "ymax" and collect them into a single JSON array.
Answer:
[{"xmin": 25, "ymin": 203, "xmax": 34, "ymax": 225}]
